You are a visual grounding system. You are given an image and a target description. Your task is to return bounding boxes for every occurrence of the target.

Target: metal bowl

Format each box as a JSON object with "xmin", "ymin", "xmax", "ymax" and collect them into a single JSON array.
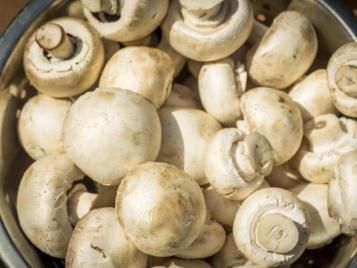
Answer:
[{"xmin": 0, "ymin": 0, "xmax": 356, "ymax": 267}]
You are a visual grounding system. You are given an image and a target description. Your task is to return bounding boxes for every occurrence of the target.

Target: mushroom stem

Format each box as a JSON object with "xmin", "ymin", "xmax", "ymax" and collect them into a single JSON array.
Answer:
[
  {"xmin": 335, "ymin": 65, "xmax": 357, "ymax": 98},
  {"xmin": 81, "ymin": 0, "xmax": 118, "ymax": 15},
  {"xmin": 35, "ymin": 23, "xmax": 75, "ymax": 60}
]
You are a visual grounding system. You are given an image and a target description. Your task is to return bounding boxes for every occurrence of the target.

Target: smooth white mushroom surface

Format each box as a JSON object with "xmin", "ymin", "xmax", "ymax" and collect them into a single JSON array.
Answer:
[
  {"xmin": 64, "ymin": 88, "xmax": 161, "ymax": 185},
  {"xmin": 116, "ymin": 162, "xmax": 206, "ymax": 257}
]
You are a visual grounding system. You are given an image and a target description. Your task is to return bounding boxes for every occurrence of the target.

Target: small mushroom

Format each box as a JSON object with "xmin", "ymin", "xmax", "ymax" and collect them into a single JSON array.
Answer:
[
  {"xmin": 246, "ymin": 11, "xmax": 318, "ymax": 89},
  {"xmin": 328, "ymin": 150, "xmax": 357, "ymax": 235},
  {"xmin": 16, "ymin": 154, "xmax": 84, "ymax": 258},
  {"xmin": 161, "ymin": 0, "xmax": 254, "ymax": 61},
  {"xmin": 327, "ymin": 42, "xmax": 357, "ymax": 118},
  {"xmin": 64, "ymin": 88, "xmax": 161, "ymax": 185},
  {"xmin": 291, "ymin": 183, "xmax": 341, "ymax": 249},
  {"xmin": 237, "ymin": 87, "xmax": 303, "ymax": 165},
  {"xmin": 66, "ymin": 208, "xmax": 147, "ymax": 267},
  {"xmin": 164, "ymin": 84, "xmax": 200, "ymax": 109},
  {"xmin": 205, "ymin": 128, "xmax": 273, "ymax": 200},
  {"xmin": 82, "ymin": 0, "xmax": 169, "ymax": 42},
  {"xmin": 115, "ymin": 162, "xmax": 206, "ymax": 257},
  {"xmin": 18, "ymin": 94, "xmax": 71, "ymax": 160},
  {"xmin": 158, "ymin": 258, "xmax": 212, "ymax": 268},
  {"xmin": 233, "ymin": 188, "xmax": 309, "ymax": 267},
  {"xmin": 99, "ymin": 47, "xmax": 174, "ymax": 108},
  {"xmin": 158, "ymin": 107, "xmax": 222, "ymax": 185},
  {"xmin": 24, "ymin": 18, "xmax": 104, "ymax": 97}
]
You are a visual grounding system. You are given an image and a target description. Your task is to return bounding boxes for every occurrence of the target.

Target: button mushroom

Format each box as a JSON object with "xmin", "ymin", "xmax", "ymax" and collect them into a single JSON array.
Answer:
[
  {"xmin": 161, "ymin": 0, "xmax": 254, "ymax": 61},
  {"xmin": 64, "ymin": 88, "xmax": 161, "ymax": 185},
  {"xmin": 246, "ymin": 11, "xmax": 318, "ymax": 89},
  {"xmin": 164, "ymin": 84, "xmax": 200, "ymax": 109},
  {"xmin": 233, "ymin": 188, "xmax": 309, "ymax": 267},
  {"xmin": 115, "ymin": 162, "xmax": 206, "ymax": 257},
  {"xmin": 23, "ymin": 18, "xmax": 104, "ymax": 97},
  {"xmin": 327, "ymin": 42, "xmax": 357, "ymax": 118},
  {"xmin": 66, "ymin": 208, "xmax": 147, "ymax": 267}
]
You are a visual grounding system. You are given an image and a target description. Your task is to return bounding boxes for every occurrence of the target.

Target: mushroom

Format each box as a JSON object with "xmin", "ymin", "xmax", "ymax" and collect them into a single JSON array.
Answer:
[
  {"xmin": 291, "ymin": 183, "xmax": 341, "ymax": 249},
  {"xmin": 115, "ymin": 162, "xmax": 206, "ymax": 257},
  {"xmin": 198, "ymin": 58, "xmax": 247, "ymax": 126},
  {"xmin": 161, "ymin": 0, "xmax": 254, "ymax": 61},
  {"xmin": 246, "ymin": 11, "xmax": 318, "ymax": 89},
  {"xmin": 327, "ymin": 42, "xmax": 357, "ymax": 118},
  {"xmin": 289, "ymin": 69, "xmax": 338, "ymax": 122},
  {"xmin": 64, "ymin": 88, "xmax": 161, "ymax": 186},
  {"xmin": 164, "ymin": 84, "xmax": 200, "ymax": 109},
  {"xmin": 81, "ymin": 0, "xmax": 169, "ymax": 42},
  {"xmin": 328, "ymin": 150, "xmax": 357, "ymax": 235},
  {"xmin": 99, "ymin": 47, "xmax": 174, "ymax": 109},
  {"xmin": 156, "ymin": 258, "xmax": 212, "ymax": 268},
  {"xmin": 233, "ymin": 188, "xmax": 309, "ymax": 267},
  {"xmin": 16, "ymin": 154, "xmax": 84, "ymax": 258},
  {"xmin": 23, "ymin": 18, "xmax": 104, "ymax": 97},
  {"xmin": 290, "ymin": 114, "xmax": 357, "ymax": 184},
  {"xmin": 18, "ymin": 94, "xmax": 71, "ymax": 160},
  {"xmin": 66, "ymin": 208, "xmax": 147, "ymax": 267},
  {"xmin": 237, "ymin": 87, "xmax": 303, "ymax": 165},
  {"xmin": 267, "ymin": 163, "xmax": 304, "ymax": 189},
  {"xmin": 62, "ymin": 0, "xmax": 85, "ymax": 19},
  {"xmin": 205, "ymin": 128, "xmax": 273, "ymax": 200},
  {"xmin": 158, "ymin": 107, "xmax": 222, "ymax": 185}
]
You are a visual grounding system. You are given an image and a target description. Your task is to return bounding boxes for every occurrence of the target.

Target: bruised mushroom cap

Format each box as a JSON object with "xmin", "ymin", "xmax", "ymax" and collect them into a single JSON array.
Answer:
[
  {"xmin": 18, "ymin": 94, "xmax": 71, "ymax": 160},
  {"xmin": 24, "ymin": 17, "xmax": 104, "ymax": 97},
  {"xmin": 64, "ymin": 88, "xmax": 161, "ymax": 186},
  {"xmin": 164, "ymin": 84, "xmax": 200, "ymax": 109},
  {"xmin": 66, "ymin": 208, "xmax": 147, "ymax": 268},
  {"xmin": 328, "ymin": 150, "xmax": 357, "ymax": 235},
  {"xmin": 160, "ymin": 258, "xmax": 212, "ymax": 268},
  {"xmin": 205, "ymin": 128, "xmax": 273, "ymax": 200},
  {"xmin": 115, "ymin": 162, "xmax": 206, "ymax": 257},
  {"xmin": 291, "ymin": 183, "xmax": 341, "ymax": 249},
  {"xmin": 161, "ymin": 0, "xmax": 254, "ymax": 62},
  {"xmin": 158, "ymin": 107, "xmax": 222, "ymax": 185},
  {"xmin": 327, "ymin": 42, "xmax": 357, "ymax": 118},
  {"xmin": 233, "ymin": 188, "xmax": 309, "ymax": 267},
  {"xmin": 82, "ymin": 0, "xmax": 169, "ymax": 42},
  {"xmin": 16, "ymin": 154, "xmax": 84, "ymax": 258},
  {"xmin": 246, "ymin": 11, "xmax": 317, "ymax": 89},
  {"xmin": 239, "ymin": 87, "xmax": 303, "ymax": 165},
  {"xmin": 99, "ymin": 47, "xmax": 174, "ymax": 109}
]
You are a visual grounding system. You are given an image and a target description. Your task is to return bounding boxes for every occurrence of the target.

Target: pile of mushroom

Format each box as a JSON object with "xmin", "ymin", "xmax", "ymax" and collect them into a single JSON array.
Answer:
[{"xmin": 14, "ymin": 0, "xmax": 357, "ymax": 267}]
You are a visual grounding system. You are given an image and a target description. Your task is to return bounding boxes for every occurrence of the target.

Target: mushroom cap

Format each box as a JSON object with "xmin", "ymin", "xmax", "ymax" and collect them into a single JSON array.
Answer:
[
  {"xmin": 115, "ymin": 162, "xmax": 206, "ymax": 257},
  {"xmin": 164, "ymin": 84, "xmax": 200, "ymax": 109},
  {"xmin": 233, "ymin": 187, "xmax": 309, "ymax": 267},
  {"xmin": 64, "ymin": 88, "xmax": 161, "ymax": 185},
  {"xmin": 162, "ymin": 258, "xmax": 212, "ymax": 268},
  {"xmin": 327, "ymin": 42, "xmax": 357, "ymax": 117},
  {"xmin": 83, "ymin": 0, "xmax": 169, "ymax": 42},
  {"xmin": 16, "ymin": 154, "xmax": 84, "ymax": 258},
  {"xmin": 240, "ymin": 87, "xmax": 303, "ymax": 165},
  {"xmin": 23, "ymin": 17, "xmax": 104, "ymax": 97},
  {"xmin": 66, "ymin": 208, "xmax": 147, "ymax": 267},
  {"xmin": 246, "ymin": 11, "xmax": 317, "ymax": 89},
  {"xmin": 161, "ymin": 0, "xmax": 254, "ymax": 61},
  {"xmin": 18, "ymin": 94, "xmax": 71, "ymax": 160},
  {"xmin": 291, "ymin": 183, "xmax": 341, "ymax": 249},
  {"xmin": 99, "ymin": 47, "xmax": 174, "ymax": 109},
  {"xmin": 158, "ymin": 107, "xmax": 222, "ymax": 185}
]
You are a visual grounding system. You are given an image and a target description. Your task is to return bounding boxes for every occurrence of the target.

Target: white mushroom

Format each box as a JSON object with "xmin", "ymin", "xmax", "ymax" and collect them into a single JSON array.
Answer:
[
  {"xmin": 158, "ymin": 107, "xmax": 222, "ymax": 185},
  {"xmin": 328, "ymin": 150, "xmax": 357, "ymax": 235},
  {"xmin": 18, "ymin": 94, "xmax": 71, "ymax": 160},
  {"xmin": 23, "ymin": 18, "xmax": 104, "ymax": 97},
  {"xmin": 99, "ymin": 47, "xmax": 174, "ymax": 108},
  {"xmin": 327, "ymin": 42, "xmax": 357, "ymax": 118},
  {"xmin": 233, "ymin": 188, "xmax": 309, "ymax": 267},
  {"xmin": 289, "ymin": 69, "xmax": 338, "ymax": 122},
  {"xmin": 246, "ymin": 11, "xmax": 318, "ymax": 89},
  {"xmin": 158, "ymin": 258, "xmax": 212, "ymax": 268},
  {"xmin": 82, "ymin": 0, "xmax": 169, "ymax": 42},
  {"xmin": 64, "ymin": 88, "xmax": 161, "ymax": 185},
  {"xmin": 115, "ymin": 162, "xmax": 206, "ymax": 257},
  {"xmin": 291, "ymin": 183, "xmax": 341, "ymax": 249},
  {"xmin": 16, "ymin": 154, "xmax": 84, "ymax": 258},
  {"xmin": 161, "ymin": 0, "xmax": 254, "ymax": 61},
  {"xmin": 205, "ymin": 128, "xmax": 273, "ymax": 200},
  {"xmin": 164, "ymin": 84, "xmax": 200, "ymax": 109},
  {"xmin": 237, "ymin": 87, "xmax": 303, "ymax": 165},
  {"xmin": 66, "ymin": 208, "xmax": 147, "ymax": 267}
]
